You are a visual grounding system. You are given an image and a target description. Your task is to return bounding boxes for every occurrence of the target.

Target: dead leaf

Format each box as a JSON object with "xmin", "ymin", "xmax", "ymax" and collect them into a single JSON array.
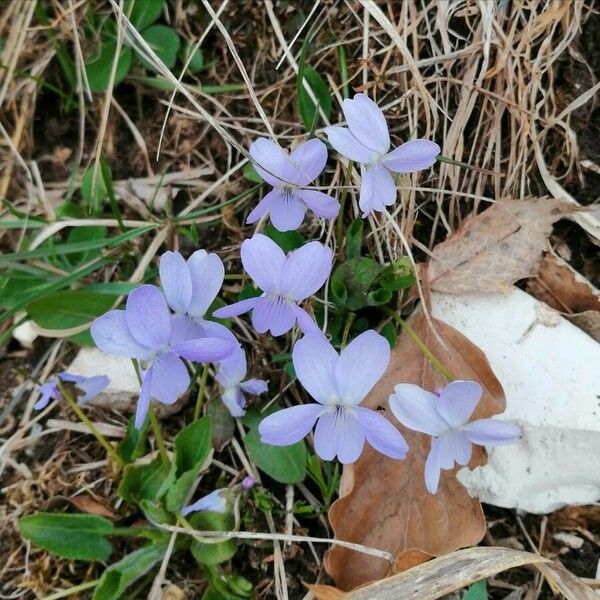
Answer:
[
  {"xmin": 70, "ymin": 495, "xmax": 115, "ymax": 518},
  {"xmin": 428, "ymin": 198, "xmax": 572, "ymax": 293},
  {"xmin": 324, "ymin": 311, "xmax": 505, "ymax": 590}
]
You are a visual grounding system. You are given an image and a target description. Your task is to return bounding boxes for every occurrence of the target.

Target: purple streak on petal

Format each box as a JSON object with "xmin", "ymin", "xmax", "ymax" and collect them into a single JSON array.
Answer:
[
  {"xmin": 125, "ymin": 285, "xmax": 172, "ymax": 350},
  {"xmin": 335, "ymin": 330, "xmax": 390, "ymax": 405},
  {"xmin": 187, "ymin": 250, "xmax": 225, "ymax": 318},
  {"xmin": 34, "ymin": 381, "xmax": 60, "ymax": 410},
  {"xmin": 424, "ymin": 437, "xmax": 442, "ymax": 494},
  {"xmin": 314, "ymin": 410, "xmax": 365, "ymax": 463},
  {"xmin": 324, "ymin": 126, "xmax": 373, "ymax": 163},
  {"xmin": 240, "ymin": 379, "xmax": 268, "ymax": 395},
  {"xmin": 292, "ymin": 334, "xmax": 338, "ymax": 405},
  {"xmin": 289, "ymin": 138, "xmax": 328, "ymax": 185},
  {"xmin": 135, "ymin": 368, "xmax": 153, "ymax": 429},
  {"xmin": 181, "ymin": 489, "xmax": 227, "ymax": 516},
  {"xmin": 251, "ymin": 297, "xmax": 296, "ymax": 336},
  {"xmin": 343, "ymin": 93, "xmax": 389, "ymax": 154},
  {"xmin": 150, "ymin": 352, "xmax": 189, "ymax": 405},
  {"xmin": 436, "ymin": 380, "xmax": 482, "ymax": 428},
  {"xmin": 258, "ymin": 404, "xmax": 323, "ymax": 445},
  {"xmin": 280, "ymin": 241, "xmax": 332, "ymax": 301},
  {"xmin": 246, "ymin": 188, "xmax": 280, "ymax": 224},
  {"xmin": 269, "ymin": 190, "xmax": 306, "ymax": 232},
  {"xmin": 222, "ymin": 386, "xmax": 246, "ymax": 417},
  {"xmin": 359, "ymin": 164, "xmax": 396, "ymax": 217},
  {"xmin": 249, "ymin": 138, "xmax": 292, "ymax": 186},
  {"xmin": 159, "ymin": 251, "xmax": 192, "ymax": 315},
  {"xmin": 388, "ymin": 383, "xmax": 448, "ymax": 436},
  {"xmin": 291, "ymin": 304, "xmax": 322, "ymax": 336},
  {"xmin": 91, "ymin": 310, "xmax": 152, "ymax": 360},
  {"xmin": 78, "ymin": 375, "xmax": 110, "ymax": 404},
  {"xmin": 297, "ymin": 189, "xmax": 340, "ymax": 219},
  {"xmin": 355, "ymin": 407, "xmax": 408, "ymax": 459},
  {"xmin": 382, "ymin": 139, "xmax": 440, "ymax": 173},
  {"xmin": 213, "ymin": 297, "xmax": 260, "ymax": 319},
  {"xmin": 463, "ymin": 419, "xmax": 521, "ymax": 446},
  {"xmin": 173, "ymin": 337, "xmax": 235, "ymax": 362},
  {"xmin": 442, "ymin": 430, "xmax": 472, "ymax": 465},
  {"xmin": 241, "ymin": 234, "xmax": 285, "ymax": 294}
]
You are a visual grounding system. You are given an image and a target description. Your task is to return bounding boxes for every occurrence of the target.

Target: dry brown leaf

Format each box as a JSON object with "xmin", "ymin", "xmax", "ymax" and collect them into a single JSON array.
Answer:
[
  {"xmin": 312, "ymin": 547, "xmax": 596, "ymax": 600},
  {"xmin": 70, "ymin": 495, "xmax": 116, "ymax": 518},
  {"xmin": 324, "ymin": 311, "xmax": 505, "ymax": 590},
  {"xmin": 428, "ymin": 198, "xmax": 572, "ymax": 293}
]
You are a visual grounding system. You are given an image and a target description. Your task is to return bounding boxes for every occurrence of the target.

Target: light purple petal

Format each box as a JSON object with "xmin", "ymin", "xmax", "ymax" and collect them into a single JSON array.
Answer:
[
  {"xmin": 58, "ymin": 372, "xmax": 85, "ymax": 384},
  {"xmin": 216, "ymin": 345, "xmax": 246, "ymax": 387},
  {"xmin": 382, "ymin": 139, "xmax": 440, "ymax": 173},
  {"xmin": 91, "ymin": 310, "xmax": 152, "ymax": 360},
  {"xmin": 335, "ymin": 330, "xmax": 390, "ymax": 405},
  {"xmin": 258, "ymin": 404, "xmax": 323, "ymax": 445},
  {"xmin": 355, "ymin": 406, "xmax": 408, "ymax": 459},
  {"xmin": 181, "ymin": 489, "xmax": 228, "ymax": 516},
  {"xmin": 280, "ymin": 241, "xmax": 333, "ymax": 301},
  {"xmin": 290, "ymin": 304, "xmax": 322, "ymax": 336},
  {"xmin": 222, "ymin": 386, "xmax": 246, "ymax": 417},
  {"xmin": 213, "ymin": 297, "xmax": 260, "ymax": 319},
  {"xmin": 240, "ymin": 379, "xmax": 268, "ymax": 395},
  {"xmin": 78, "ymin": 375, "xmax": 110, "ymax": 404},
  {"xmin": 314, "ymin": 410, "xmax": 365, "ymax": 464},
  {"xmin": 150, "ymin": 352, "xmax": 189, "ymax": 405},
  {"xmin": 292, "ymin": 334, "xmax": 339, "ymax": 405},
  {"xmin": 197, "ymin": 320, "xmax": 237, "ymax": 343},
  {"xmin": 34, "ymin": 381, "xmax": 60, "ymax": 410},
  {"xmin": 159, "ymin": 251, "xmax": 192, "ymax": 315},
  {"xmin": 251, "ymin": 297, "xmax": 296, "ymax": 336},
  {"xmin": 241, "ymin": 234, "xmax": 285, "ymax": 294},
  {"xmin": 359, "ymin": 164, "xmax": 396, "ymax": 216},
  {"xmin": 135, "ymin": 368, "xmax": 153, "ymax": 429},
  {"xmin": 388, "ymin": 383, "xmax": 448, "ymax": 436},
  {"xmin": 436, "ymin": 433, "xmax": 457, "ymax": 470},
  {"xmin": 249, "ymin": 138, "xmax": 294, "ymax": 186},
  {"xmin": 297, "ymin": 189, "xmax": 340, "ymax": 219},
  {"xmin": 187, "ymin": 250, "xmax": 225, "ymax": 318},
  {"xmin": 246, "ymin": 188, "xmax": 280, "ymax": 225},
  {"xmin": 424, "ymin": 437, "xmax": 442, "ymax": 494},
  {"xmin": 269, "ymin": 191, "xmax": 306, "ymax": 232},
  {"xmin": 463, "ymin": 419, "xmax": 521, "ymax": 446},
  {"xmin": 173, "ymin": 337, "xmax": 235, "ymax": 362},
  {"xmin": 343, "ymin": 93, "xmax": 389, "ymax": 154},
  {"xmin": 324, "ymin": 126, "xmax": 374, "ymax": 163},
  {"xmin": 125, "ymin": 285, "xmax": 172, "ymax": 350},
  {"xmin": 289, "ymin": 138, "xmax": 327, "ymax": 185},
  {"xmin": 442, "ymin": 430, "xmax": 472, "ymax": 466},
  {"xmin": 436, "ymin": 380, "xmax": 482, "ymax": 428}
]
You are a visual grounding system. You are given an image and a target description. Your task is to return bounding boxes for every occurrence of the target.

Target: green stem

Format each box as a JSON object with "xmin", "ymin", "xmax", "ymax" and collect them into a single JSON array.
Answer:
[
  {"xmin": 42, "ymin": 579, "xmax": 99, "ymax": 600},
  {"xmin": 58, "ymin": 382, "xmax": 125, "ymax": 469},
  {"xmin": 193, "ymin": 364, "xmax": 210, "ymax": 421},
  {"xmin": 336, "ymin": 161, "xmax": 354, "ymax": 258},
  {"xmin": 149, "ymin": 407, "xmax": 169, "ymax": 466},
  {"xmin": 340, "ymin": 312, "xmax": 355, "ymax": 349}
]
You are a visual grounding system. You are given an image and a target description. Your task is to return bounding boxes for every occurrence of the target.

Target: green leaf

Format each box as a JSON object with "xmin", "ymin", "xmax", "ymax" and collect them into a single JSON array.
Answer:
[
  {"xmin": 380, "ymin": 321, "xmax": 397, "ymax": 349},
  {"xmin": 126, "ymin": 0, "xmax": 163, "ymax": 30},
  {"xmin": 93, "ymin": 543, "xmax": 167, "ymax": 600},
  {"xmin": 138, "ymin": 499, "xmax": 174, "ymax": 525},
  {"xmin": 330, "ymin": 257, "xmax": 382, "ymax": 311},
  {"xmin": 85, "ymin": 41, "xmax": 132, "ymax": 92},
  {"xmin": 26, "ymin": 290, "xmax": 114, "ymax": 331},
  {"xmin": 189, "ymin": 511, "xmax": 237, "ymax": 565},
  {"xmin": 65, "ymin": 226, "xmax": 108, "ymax": 266},
  {"xmin": 377, "ymin": 257, "xmax": 415, "ymax": 291},
  {"xmin": 366, "ymin": 288, "xmax": 392, "ymax": 307},
  {"xmin": 19, "ymin": 513, "xmax": 113, "ymax": 561},
  {"xmin": 140, "ymin": 25, "xmax": 180, "ymax": 70},
  {"xmin": 81, "ymin": 158, "xmax": 112, "ymax": 213},
  {"xmin": 118, "ymin": 456, "xmax": 172, "ymax": 503},
  {"xmin": 238, "ymin": 284, "xmax": 261, "ymax": 301},
  {"xmin": 118, "ymin": 415, "xmax": 148, "ymax": 464},
  {"xmin": 462, "ymin": 580, "xmax": 487, "ymax": 600},
  {"xmin": 264, "ymin": 225, "xmax": 305, "ymax": 252},
  {"xmin": 243, "ymin": 163, "xmax": 262, "ymax": 183},
  {"xmin": 297, "ymin": 65, "xmax": 332, "ymax": 132},
  {"xmin": 166, "ymin": 418, "xmax": 212, "ymax": 512},
  {"xmin": 178, "ymin": 41, "xmax": 204, "ymax": 73},
  {"xmin": 346, "ymin": 218, "xmax": 363, "ymax": 260}
]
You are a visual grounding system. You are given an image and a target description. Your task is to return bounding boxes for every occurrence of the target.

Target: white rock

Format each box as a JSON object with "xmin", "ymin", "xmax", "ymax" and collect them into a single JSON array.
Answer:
[
  {"xmin": 13, "ymin": 319, "xmax": 38, "ymax": 348},
  {"xmin": 431, "ymin": 287, "xmax": 600, "ymax": 514}
]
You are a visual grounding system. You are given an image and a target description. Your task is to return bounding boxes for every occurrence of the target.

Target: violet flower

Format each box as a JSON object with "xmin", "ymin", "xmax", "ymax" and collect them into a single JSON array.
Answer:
[
  {"xmin": 213, "ymin": 234, "xmax": 332, "ymax": 337},
  {"xmin": 215, "ymin": 346, "xmax": 268, "ymax": 417},
  {"xmin": 247, "ymin": 138, "xmax": 340, "ymax": 231},
  {"xmin": 258, "ymin": 331, "xmax": 408, "ymax": 464},
  {"xmin": 325, "ymin": 93, "xmax": 440, "ymax": 216},
  {"xmin": 389, "ymin": 380, "xmax": 521, "ymax": 494},
  {"xmin": 34, "ymin": 372, "xmax": 109, "ymax": 410},
  {"xmin": 91, "ymin": 285, "xmax": 235, "ymax": 428},
  {"xmin": 181, "ymin": 488, "xmax": 228, "ymax": 516}
]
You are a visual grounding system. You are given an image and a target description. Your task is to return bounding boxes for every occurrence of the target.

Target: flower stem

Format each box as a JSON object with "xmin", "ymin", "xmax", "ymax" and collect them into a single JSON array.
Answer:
[
  {"xmin": 336, "ymin": 160, "xmax": 354, "ymax": 258},
  {"xmin": 58, "ymin": 382, "xmax": 125, "ymax": 469},
  {"xmin": 149, "ymin": 406, "xmax": 169, "ymax": 466},
  {"xmin": 43, "ymin": 579, "xmax": 100, "ymax": 600},
  {"xmin": 340, "ymin": 312, "xmax": 355, "ymax": 349},
  {"xmin": 193, "ymin": 364, "xmax": 210, "ymax": 421}
]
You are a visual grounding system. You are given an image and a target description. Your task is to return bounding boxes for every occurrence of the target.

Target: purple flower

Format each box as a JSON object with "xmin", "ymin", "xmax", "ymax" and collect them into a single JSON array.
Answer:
[
  {"xmin": 34, "ymin": 372, "xmax": 109, "ymax": 410},
  {"xmin": 241, "ymin": 476, "xmax": 255, "ymax": 490},
  {"xmin": 247, "ymin": 138, "xmax": 340, "ymax": 231},
  {"xmin": 215, "ymin": 346, "xmax": 268, "ymax": 417},
  {"xmin": 213, "ymin": 234, "xmax": 332, "ymax": 337},
  {"xmin": 325, "ymin": 93, "xmax": 440, "ymax": 217},
  {"xmin": 91, "ymin": 285, "xmax": 235, "ymax": 428},
  {"xmin": 389, "ymin": 380, "xmax": 521, "ymax": 494},
  {"xmin": 258, "ymin": 331, "xmax": 408, "ymax": 464},
  {"xmin": 181, "ymin": 488, "xmax": 228, "ymax": 516}
]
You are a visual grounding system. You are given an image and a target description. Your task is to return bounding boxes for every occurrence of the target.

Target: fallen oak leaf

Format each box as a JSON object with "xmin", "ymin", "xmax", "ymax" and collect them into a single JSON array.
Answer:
[
  {"xmin": 324, "ymin": 310, "xmax": 505, "ymax": 590},
  {"xmin": 428, "ymin": 197, "xmax": 573, "ymax": 293}
]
